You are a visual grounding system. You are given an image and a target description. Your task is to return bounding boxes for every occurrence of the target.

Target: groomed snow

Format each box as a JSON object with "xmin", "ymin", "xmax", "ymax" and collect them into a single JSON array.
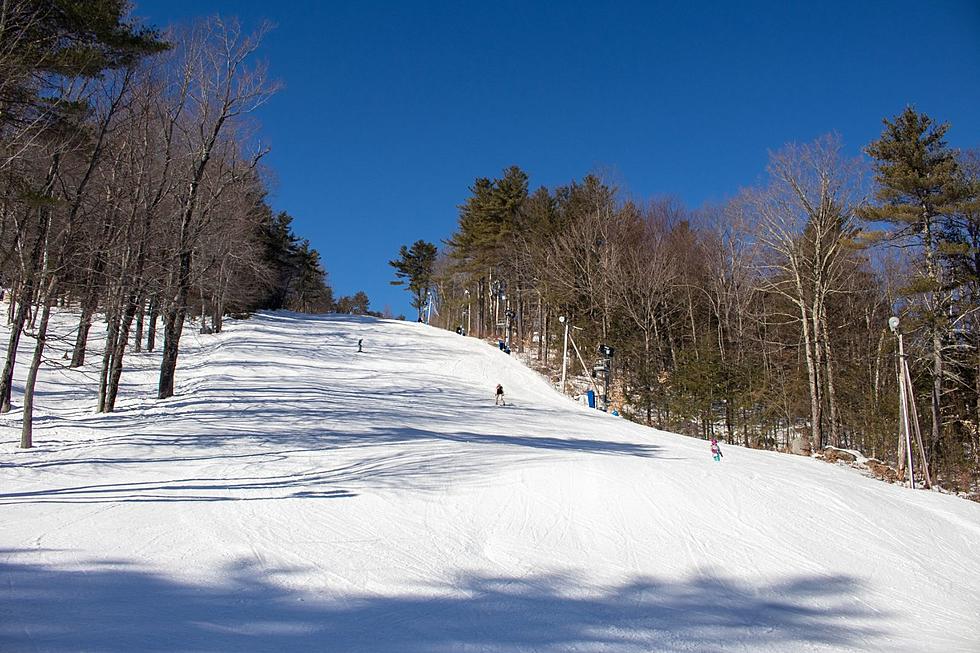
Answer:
[{"xmin": 1, "ymin": 311, "xmax": 978, "ymax": 652}]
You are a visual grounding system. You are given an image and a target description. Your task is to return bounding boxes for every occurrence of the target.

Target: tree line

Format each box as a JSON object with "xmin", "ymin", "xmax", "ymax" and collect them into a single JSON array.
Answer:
[
  {"xmin": 0, "ymin": 2, "xmax": 365, "ymax": 448},
  {"xmin": 413, "ymin": 112, "xmax": 978, "ymax": 492}
]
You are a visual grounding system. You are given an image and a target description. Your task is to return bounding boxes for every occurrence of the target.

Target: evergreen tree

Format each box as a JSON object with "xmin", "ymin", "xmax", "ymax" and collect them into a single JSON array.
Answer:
[
  {"xmin": 857, "ymin": 107, "xmax": 969, "ymax": 459},
  {"xmin": 351, "ymin": 291, "xmax": 370, "ymax": 315},
  {"xmin": 254, "ymin": 209, "xmax": 333, "ymax": 313},
  {"xmin": 389, "ymin": 239, "xmax": 438, "ymax": 320},
  {"xmin": 0, "ymin": 0, "xmax": 168, "ymax": 132},
  {"xmin": 287, "ymin": 241, "xmax": 333, "ymax": 313},
  {"xmin": 258, "ymin": 210, "xmax": 300, "ymax": 309},
  {"xmin": 448, "ymin": 165, "xmax": 528, "ymax": 272},
  {"xmin": 335, "ymin": 291, "xmax": 370, "ymax": 315}
]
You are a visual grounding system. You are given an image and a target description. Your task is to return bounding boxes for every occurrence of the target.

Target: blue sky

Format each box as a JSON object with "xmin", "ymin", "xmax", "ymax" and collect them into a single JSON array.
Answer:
[{"xmin": 133, "ymin": 1, "xmax": 980, "ymax": 316}]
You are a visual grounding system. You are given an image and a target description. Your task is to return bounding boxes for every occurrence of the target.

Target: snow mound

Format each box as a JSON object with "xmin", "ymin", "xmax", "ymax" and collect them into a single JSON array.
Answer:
[{"xmin": 1, "ymin": 311, "xmax": 978, "ymax": 652}]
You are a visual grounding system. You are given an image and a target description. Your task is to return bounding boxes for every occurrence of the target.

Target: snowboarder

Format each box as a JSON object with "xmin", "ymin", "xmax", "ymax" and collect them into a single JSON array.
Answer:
[
  {"xmin": 495, "ymin": 384, "xmax": 505, "ymax": 406},
  {"xmin": 710, "ymin": 438, "xmax": 723, "ymax": 462},
  {"xmin": 357, "ymin": 339, "xmax": 363, "ymax": 353}
]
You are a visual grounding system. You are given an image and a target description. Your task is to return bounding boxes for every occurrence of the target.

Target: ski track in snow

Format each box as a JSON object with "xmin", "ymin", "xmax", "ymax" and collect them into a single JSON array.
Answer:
[{"xmin": 1, "ymin": 311, "xmax": 979, "ymax": 652}]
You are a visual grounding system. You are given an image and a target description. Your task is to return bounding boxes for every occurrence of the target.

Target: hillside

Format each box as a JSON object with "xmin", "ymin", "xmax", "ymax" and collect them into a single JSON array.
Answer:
[{"xmin": 1, "ymin": 312, "xmax": 978, "ymax": 652}]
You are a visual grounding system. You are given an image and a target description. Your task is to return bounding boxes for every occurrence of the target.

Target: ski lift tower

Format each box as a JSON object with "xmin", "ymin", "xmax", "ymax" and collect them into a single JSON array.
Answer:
[{"xmin": 596, "ymin": 344, "xmax": 614, "ymax": 409}]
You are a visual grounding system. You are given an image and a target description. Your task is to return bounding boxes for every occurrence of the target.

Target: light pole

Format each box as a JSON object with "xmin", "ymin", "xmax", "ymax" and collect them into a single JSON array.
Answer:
[
  {"xmin": 889, "ymin": 316, "xmax": 932, "ymax": 489},
  {"xmin": 464, "ymin": 289, "xmax": 471, "ymax": 335},
  {"xmin": 559, "ymin": 316, "xmax": 570, "ymax": 394},
  {"xmin": 889, "ymin": 317, "xmax": 915, "ymax": 488}
]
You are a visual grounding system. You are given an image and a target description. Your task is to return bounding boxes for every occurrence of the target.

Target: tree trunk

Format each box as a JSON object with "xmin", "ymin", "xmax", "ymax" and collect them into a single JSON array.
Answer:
[
  {"xmin": 799, "ymin": 296, "xmax": 821, "ymax": 454},
  {"xmin": 687, "ymin": 288, "xmax": 699, "ymax": 360},
  {"xmin": 146, "ymin": 296, "xmax": 159, "ymax": 352},
  {"xmin": 6, "ymin": 281, "xmax": 16, "ymax": 323},
  {"xmin": 921, "ymin": 210, "xmax": 945, "ymax": 459},
  {"xmin": 134, "ymin": 297, "xmax": 145, "ymax": 352},
  {"xmin": 0, "ymin": 292, "xmax": 27, "ymax": 413},
  {"xmin": 158, "ymin": 304, "xmax": 186, "ymax": 399},
  {"xmin": 70, "ymin": 303, "xmax": 96, "ymax": 367},
  {"xmin": 158, "ymin": 237, "xmax": 193, "ymax": 400},
  {"xmin": 20, "ymin": 303, "xmax": 51, "ymax": 449},
  {"xmin": 644, "ymin": 331, "xmax": 652, "ymax": 427},
  {"xmin": 820, "ymin": 304, "xmax": 841, "ymax": 448},
  {"xmin": 212, "ymin": 289, "xmax": 223, "ymax": 334},
  {"xmin": 0, "ymin": 155, "xmax": 58, "ymax": 412},
  {"xmin": 97, "ymin": 311, "xmax": 118, "ymax": 412},
  {"xmin": 105, "ymin": 291, "xmax": 140, "ymax": 412},
  {"xmin": 542, "ymin": 310, "xmax": 549, "ymax": 365},
  {"xmin": 930, "ymin": 326, "xmax": 943, "ymax": 459},
  {"xmin": 21, "ymin": 278, "xmax": 56, "ymax": 448}
]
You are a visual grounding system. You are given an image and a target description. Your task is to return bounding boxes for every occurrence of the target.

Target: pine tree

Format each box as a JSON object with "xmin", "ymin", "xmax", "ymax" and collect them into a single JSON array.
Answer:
[
  {"xmin": 857, "ymin": 107, "xmax": 968, "ymax": 461},
  {"xmin": 0, "ymin": 0, "xmax": 168, "ymax": 137},
  {"xmin": 389, "ymin": 240, "xmax": 438, "ymax": 320},
  {"xmin": 335, "ymin": 291, "xmax": 370, "ymax": 315},
  {"xmin": 448, "ymin": 166, "xmax": 528, "ymax": 272},
  {"xmin": 287, "ymin": 241, "xmax": 333, "ymax": 313}
]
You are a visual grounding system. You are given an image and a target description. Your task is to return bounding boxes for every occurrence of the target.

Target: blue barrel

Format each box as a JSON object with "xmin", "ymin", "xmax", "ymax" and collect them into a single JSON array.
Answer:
[{"xmin": 586, "ymin": 390, "xmax": 596, "ymax": 408}]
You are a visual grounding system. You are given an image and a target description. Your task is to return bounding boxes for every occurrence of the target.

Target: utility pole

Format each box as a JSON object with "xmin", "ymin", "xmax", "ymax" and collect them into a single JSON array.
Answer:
[{"xmin": 559, "ymin": 315, "xmax": 570, "ymax": 394}]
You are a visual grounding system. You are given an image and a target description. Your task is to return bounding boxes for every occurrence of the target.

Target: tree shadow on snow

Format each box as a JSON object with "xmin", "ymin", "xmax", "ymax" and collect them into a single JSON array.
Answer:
[
  {"xmin": 0, "ymin": 551, "xmax": 887, "ymax": 652},
  {"xmin": 0, "ymin": 425, "xmax": 660, "ymax": 505}
]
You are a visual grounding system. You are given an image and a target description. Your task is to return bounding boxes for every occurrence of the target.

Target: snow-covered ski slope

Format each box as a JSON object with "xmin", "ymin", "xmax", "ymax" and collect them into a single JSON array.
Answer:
[{"xmin": 1, "ymin": 312, "xmax": 979, "ymax": 653}]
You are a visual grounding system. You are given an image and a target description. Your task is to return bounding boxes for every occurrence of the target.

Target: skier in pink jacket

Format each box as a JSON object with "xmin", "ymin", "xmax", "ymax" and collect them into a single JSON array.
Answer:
[{"xmin": 710, "ymin": 438, "xmax": 723, "ymax": 462}]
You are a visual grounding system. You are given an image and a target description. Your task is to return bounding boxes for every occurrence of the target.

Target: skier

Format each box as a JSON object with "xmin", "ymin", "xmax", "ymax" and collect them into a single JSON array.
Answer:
[
  {"xmin": 357, "ymin": 338, "xmax": 363, "ymax": 353},
  {"xmin": 710, "ymin": 438, "xmax": 723, "ymax": 462},
  {"xmin": 495, "ymin": 384, "xmax": 505, "ymax": 406}
]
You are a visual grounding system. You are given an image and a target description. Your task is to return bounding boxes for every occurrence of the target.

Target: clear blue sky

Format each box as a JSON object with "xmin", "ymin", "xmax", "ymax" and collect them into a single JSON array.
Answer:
[{"xmin": 132, "ymin": 0, "xmax": 980, "ymax": 316}]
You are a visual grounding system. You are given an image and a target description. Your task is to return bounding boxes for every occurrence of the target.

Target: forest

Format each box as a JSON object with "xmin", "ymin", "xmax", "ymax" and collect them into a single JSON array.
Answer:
[
  {"xmin": 422, "ymin": 126, "xmax": 979, "ymax": 493},
  {"xmin": 0, "ymin": 2, "xmax": 361, "ymax": 447}
]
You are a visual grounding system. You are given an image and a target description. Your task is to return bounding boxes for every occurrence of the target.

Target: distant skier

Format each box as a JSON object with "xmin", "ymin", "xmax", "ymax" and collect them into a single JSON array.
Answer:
[
  {"xmin": 710, "ymin": 438, "xmax": 723, "ymax": 462},
  {"xmin": 357, "ymin": 339, "xmax": 363, "ymax": 353},
  {"xmin": 495, "ymin": 384, "xmax": 505, "ymax": 406}
]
